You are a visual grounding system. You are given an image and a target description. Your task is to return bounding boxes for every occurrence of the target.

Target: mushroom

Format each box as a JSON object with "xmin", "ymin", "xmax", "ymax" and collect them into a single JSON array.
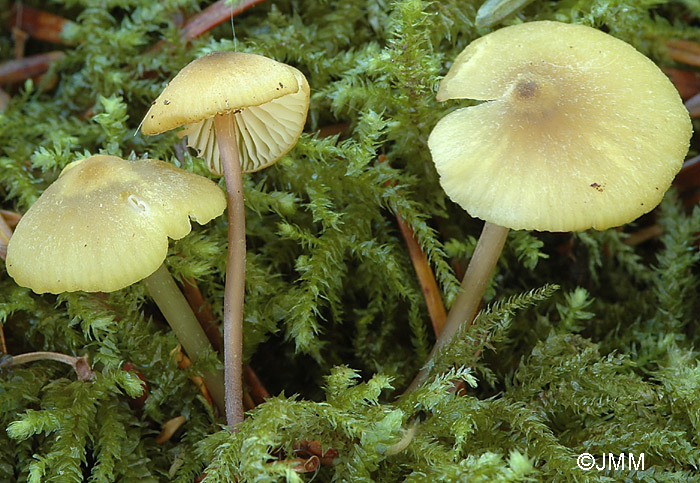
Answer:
[
  {"xmin": 140, "ymin": 51, "xmax": 310, "ymax": 429},
  {"xmin": 5, "ymin": 154, "xmax": 227, "ymax": 411},
  {"xmin": 412, "ymin": 21, "xmax": 692, "ymax": 389}
]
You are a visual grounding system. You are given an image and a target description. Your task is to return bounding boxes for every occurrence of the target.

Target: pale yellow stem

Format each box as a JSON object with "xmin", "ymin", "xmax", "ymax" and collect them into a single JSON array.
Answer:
[
  {"xmin": 143, "ymin": 264, "xmax": 226, "ymax": 413},
  {"xmin": 406, "ymin": 222, "xmax": 509, "ymax": 392}
]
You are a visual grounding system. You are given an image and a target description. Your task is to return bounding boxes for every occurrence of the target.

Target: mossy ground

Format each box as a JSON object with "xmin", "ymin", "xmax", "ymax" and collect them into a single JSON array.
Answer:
[{"xmin": 1, "ymin": 0, "xmax": 700, "ymax": 481}]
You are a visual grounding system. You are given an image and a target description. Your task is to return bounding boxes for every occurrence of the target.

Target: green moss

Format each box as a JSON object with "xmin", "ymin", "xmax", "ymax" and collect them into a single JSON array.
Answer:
[{"xmin": 1, "ymin": 0, "xmax": 700, "ymax": 480}]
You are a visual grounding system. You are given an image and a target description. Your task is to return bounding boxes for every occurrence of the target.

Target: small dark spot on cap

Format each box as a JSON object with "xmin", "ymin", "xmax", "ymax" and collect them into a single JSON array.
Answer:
[
  {"xmin": 590, "ymin": 182, "xmax": 604, "ymax": 192},
  {"xmin": 84, "ymin": 243, "xmax": 88, "ymax": 247},
  {"xmin": 516, "ymin": 80, "xmax": 538, "ymax": 99},
  {"xmin": 151, "ymin": 101, "xmax": 156, "ymax": 105},
  {"xmin": 163, "ymin": 99, "xmax": 170, "ymax": 105},
  {"xmin": 655, "ymin": 187, "xmax": 659, "ymax": 190},
  {"xmin": 150, "ymin": 115, "xmax": 154, "ymax": 118},
  {"xmin": 279, "ymin": 82, "xmax": 284, "ymax": 89}
]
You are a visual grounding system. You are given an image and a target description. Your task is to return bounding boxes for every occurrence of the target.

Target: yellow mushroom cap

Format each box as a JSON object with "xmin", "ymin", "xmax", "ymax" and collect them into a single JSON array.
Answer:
[
  {"xmin": 141, "ymin": 51, "xmax": 310, "ymax": 175},
  {"xmin": 429, "ymin": 21, "xmax": 692, "ymax": 232},
  {"xmin": 6, "ymin": 154, "xmax": 226, "ymax": 294}
]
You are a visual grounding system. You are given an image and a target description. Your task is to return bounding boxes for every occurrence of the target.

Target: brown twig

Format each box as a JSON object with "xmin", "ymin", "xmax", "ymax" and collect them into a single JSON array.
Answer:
[
  {"xmin": 181, "ymin": 277, "xmax": 223, "ymax": 351},
  {"xmin": 179, "ymin": 0, "xmax": 268, "ymax": 42},
  {"xmin": 378, "ymin": 155, "xmax": 447, "ymax": 336},
  {"xmin": 244, "ymin": 365, "xmax": 271, "ymax": 405},
  {"xmin": 0, "ymin": 351, "xmax": 94, "ymax": 381},
  {"xmin": 149, "ymin": 0, "xmax": 269, "ymax": 54},
  {"xmin": 0, "ymin": 51, "xmax": 64, "ymax": 84},
  {"xmin": 394, "ymin": 215, "xmax": 447, "ymax": 336},
  {"xmin": 0, "ymin": 210, "xmax": 21, "ymax": 228},
  {"xmin": 667, "ymin": 39, "xmax": 700, "ymax": 67},
  {"xmin": 10, "ymin": 3, "xmax": 76, "ymax": 45}
]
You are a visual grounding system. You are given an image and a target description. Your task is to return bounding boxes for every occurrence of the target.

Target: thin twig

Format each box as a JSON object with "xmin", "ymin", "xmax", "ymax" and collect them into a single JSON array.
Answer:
[
  {"xmin": 244, "ymin": 365, "xmax": 270, "ymax": 405},
  {"xmin": 149, "ymin": 0, "xmax": 269, "ymax": 54},
  {"xmin": 10, "ymin": 3, "xmax": 76, "ymax": 45},
  {"xmin": 0, "ymin": 51, "xmax": 64, "ymax": 84},
  {"xmin": 0, "ymin": 351, "xmax": 94, "ymax": 381},
  {"xmin": 394, "ymin": 216, "xmax": 447, "ymax": 336},
  {"xmin": 667, "ymin": 39, "xmax": 700, "ymax": 67},
  {"xmin": 378, "ymin": 155, "xmax": 446, "ymax": 336},
  {"xmin": 0, "ymin": 208, "xmax": 18, "ymax": 222},
  {"xmin": 180, "ymin": 0, "xmax": 268, "ymax": 42},
  {"xmin": 181, "ymin": 276, "xmax": 223, "ymax": 351}
]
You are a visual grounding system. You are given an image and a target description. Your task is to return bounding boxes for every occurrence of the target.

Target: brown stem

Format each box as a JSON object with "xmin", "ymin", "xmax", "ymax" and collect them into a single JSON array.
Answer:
[
  {"xmin": 405, "ymin": 222, "xmax": 509, "ymax": 392},
  {"xmin": 214, "ymin": 113, "xmax": 246, "ymax": 431},
  {"xmin": 0, "ymin": 351, "xmax": 94, "ymax": 381}
]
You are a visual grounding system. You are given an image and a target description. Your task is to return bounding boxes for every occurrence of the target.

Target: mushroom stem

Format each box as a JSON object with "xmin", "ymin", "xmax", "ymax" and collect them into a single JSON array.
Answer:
[
  {"xmin": 213, "ymin": 112, "xmax": 246, "ymax": 431},
  {"xmin": 143, "ymin": 264, "xmax": 226, "ymax": 413},
  {"xmin": 406, "ymin": 222, "xmax": 509, "ymax": 392}
]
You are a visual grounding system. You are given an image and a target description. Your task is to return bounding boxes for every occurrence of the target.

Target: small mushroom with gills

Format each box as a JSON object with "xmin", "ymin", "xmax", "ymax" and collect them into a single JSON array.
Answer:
[
  {"xmin": 5, "ymin": 154, "xmax": 227, "ymax": 411},
  {"xmin": 410, "ymin": 21, "xmax": 692, "ymax": 390},
  {"xmin": 140, "ymin": 51, "xmax": 310, "ymax": 429}
]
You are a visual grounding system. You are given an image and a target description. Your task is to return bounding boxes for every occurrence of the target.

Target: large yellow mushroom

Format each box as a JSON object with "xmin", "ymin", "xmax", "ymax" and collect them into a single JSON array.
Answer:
[
  {"xmin": 412, "ymin": 21, "xmax": 692, "ymax": 389},
  {"xmin": 6, "ymin": 154, "xmax": 227, "ymax": 411},
  {"xmin": 141, "ymin": 51, "xmax": 310, "ymax": 429}
]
